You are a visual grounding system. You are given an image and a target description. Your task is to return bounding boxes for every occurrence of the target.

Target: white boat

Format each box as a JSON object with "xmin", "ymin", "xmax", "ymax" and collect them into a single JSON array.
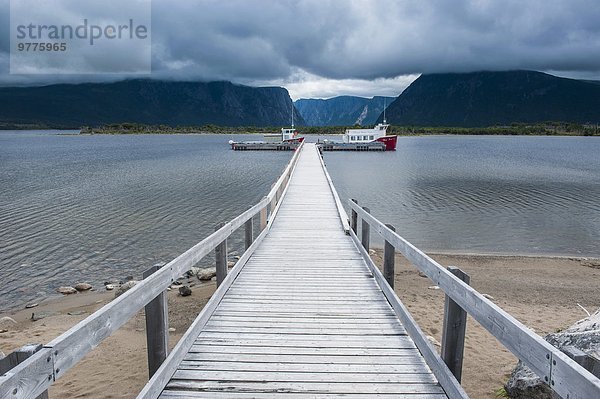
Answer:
[{"xmin": 318, "ymin": 99, "xmax": 397, "ymax": 151}]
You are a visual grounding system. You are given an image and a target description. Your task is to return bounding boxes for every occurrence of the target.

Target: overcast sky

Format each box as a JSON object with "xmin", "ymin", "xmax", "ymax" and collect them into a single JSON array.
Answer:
[{"xmin": 1, "ymin": 0, "xmax": 600, "ymax": 99}]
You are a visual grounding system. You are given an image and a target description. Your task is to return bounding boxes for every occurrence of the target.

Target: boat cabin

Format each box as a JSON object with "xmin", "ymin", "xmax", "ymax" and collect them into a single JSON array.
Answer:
[
  {"xmin": 281, "ymin": 128, "xmax": 298, "ymax": 141},
  {"xmin": 343, "ymin": 123, "xmax": 389, "ymax": 143}
]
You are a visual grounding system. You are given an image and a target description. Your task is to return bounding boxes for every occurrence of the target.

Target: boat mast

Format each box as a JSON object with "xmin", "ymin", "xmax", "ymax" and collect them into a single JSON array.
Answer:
[
  {"xmin": 383, "ymin": 98, "xmax": 387, "ymax": 124},
  {"xmin": 291, "ymin": 100, "xmax": 294, "ymax": 130}
]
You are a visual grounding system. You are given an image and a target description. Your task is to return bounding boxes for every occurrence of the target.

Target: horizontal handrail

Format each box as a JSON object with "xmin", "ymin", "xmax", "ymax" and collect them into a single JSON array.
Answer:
[
  {"xmin": 348, "ymin": 199, "xmax": 600, "ymax": 399},
  {"xmin": 0, "ymin": 145, "xmax": 303, "ymax": 399}
]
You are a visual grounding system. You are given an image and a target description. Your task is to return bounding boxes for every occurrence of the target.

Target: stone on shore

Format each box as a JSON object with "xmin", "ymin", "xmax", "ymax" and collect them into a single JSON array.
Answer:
[
  {"xmin": 186, "ymin": 267, "xmax": 201, "ymax": 278},
  {"xmin": 196, "ymin": 267, "xmax": 217, "ymax": 281},
  {"xmin": 57, "ymin": 286, "xmax": 77, "ymax": 295},
  {"xmin": 505, "ymin": 309, "xmax": 600, "ymax": 398},
  {"xmin": 115, "ymin": 280, "xmax": 138, "ymax": 297},
  {"xmin": 179, "ymin": 286, "xmax": 192, "ymax": 297},
  {"xmin": 74, "ymin": 283, "xmax": 93, "ymax": 291},
  {"xmin": 0, "ymin": 316, "xmax": 17, "ymax": 330}
]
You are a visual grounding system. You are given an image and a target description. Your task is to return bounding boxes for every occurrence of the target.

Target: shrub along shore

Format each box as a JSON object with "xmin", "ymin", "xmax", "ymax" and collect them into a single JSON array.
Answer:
[{"xmin": 71, "ymin": 122, "xmax": 600, "ymax": 136}]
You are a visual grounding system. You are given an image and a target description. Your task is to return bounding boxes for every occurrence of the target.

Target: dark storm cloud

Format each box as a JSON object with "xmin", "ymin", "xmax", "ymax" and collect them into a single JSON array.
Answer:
[
  {"xmin": 149, "ymin": 0, "xmax": 600, "ymax": 80},
  {"xmin": 2, "ymin": 0, "xmax": 600, "ymax": 90}
]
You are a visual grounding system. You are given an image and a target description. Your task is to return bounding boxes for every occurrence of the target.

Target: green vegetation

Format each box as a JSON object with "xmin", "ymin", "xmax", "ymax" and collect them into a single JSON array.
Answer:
[
  {"xmin": 494, "ymin": 387, "xmax": 509, "ymax": 398},
  {"xmin": 390, "ymin": 122, "xmax": 600, "ymax": 136},
  {"xmin": 81, "ymin": 122, "xmax": 600, "ymax": 136}
]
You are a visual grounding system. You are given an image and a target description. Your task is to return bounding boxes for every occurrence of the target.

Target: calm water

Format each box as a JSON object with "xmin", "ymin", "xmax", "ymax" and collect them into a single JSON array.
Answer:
[
  {"xmin": 0, "ymin": 132, "xmax": 290, "ymax": 310},
  {"xmin": 1, "ymin": 132, "xmax": 599, "ymax": 310},
  {"xmin": 323, "ymin": 135, "xmax": 600, "ymax": 257}
]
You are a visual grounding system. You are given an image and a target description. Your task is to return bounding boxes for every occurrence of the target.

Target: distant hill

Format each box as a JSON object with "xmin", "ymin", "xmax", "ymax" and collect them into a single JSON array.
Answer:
[
  {"xmin": 295, "ymin": 96, "xmax": 394, "ymax": 126},
  {"xmin": 382, "ymin": 71, "xmax": 600, "ymax": 127},
  {"xmin": 0, "ymin": 80, "xmax": 304, "ymax": 128}
]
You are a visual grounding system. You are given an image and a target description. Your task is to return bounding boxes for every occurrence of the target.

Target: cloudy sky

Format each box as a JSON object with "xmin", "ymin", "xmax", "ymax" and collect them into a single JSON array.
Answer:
[{"xmin": 1, "ymin": 0, "xmax": 600, "ymax": 99}]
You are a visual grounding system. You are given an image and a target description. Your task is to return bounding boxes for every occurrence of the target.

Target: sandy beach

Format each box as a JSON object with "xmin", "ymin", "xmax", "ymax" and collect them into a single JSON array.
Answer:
[{"xmin": 1, "ymin": 253, "xmax": 599, "ymax": 398}]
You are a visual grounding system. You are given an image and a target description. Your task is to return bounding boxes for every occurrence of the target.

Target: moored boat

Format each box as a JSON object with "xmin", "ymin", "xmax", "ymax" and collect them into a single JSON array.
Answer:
[
  {"xmin": 317, "ymin": 122, "xmax": 397, "ymax": 152},
  {"xmin": 229, "ymin": 127, "xmax": 304, "ymax": 151}
]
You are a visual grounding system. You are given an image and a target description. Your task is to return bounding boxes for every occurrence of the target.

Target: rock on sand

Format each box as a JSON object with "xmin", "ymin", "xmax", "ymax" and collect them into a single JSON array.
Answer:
[
  {"xmin": 57, "ymin": 286, "xmax": 77, "ymax": 295},
  {"xmin": 74, "ymin": 283, "xmax": 93, "ymax": 291}
]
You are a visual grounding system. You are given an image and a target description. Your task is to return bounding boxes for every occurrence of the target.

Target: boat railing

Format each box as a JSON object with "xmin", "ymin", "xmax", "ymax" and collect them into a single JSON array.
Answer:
[
  {"xmin": 347, "ymin": 199, "xmax": 600, "ymax": 399},
  {"xmin": 0, "ymin": 143, "xmax": 304, "ymax": 399}
]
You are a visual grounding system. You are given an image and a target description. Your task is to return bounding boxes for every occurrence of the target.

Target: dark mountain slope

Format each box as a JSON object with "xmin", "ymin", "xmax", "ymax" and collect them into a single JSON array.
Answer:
[
  {"xmin": 0, "ymin": 80, "xmax": 304, "ymax": 128},
  {"xmin": 295, "ymin": 96, "xmax": 393, "ymax": 126},
  {"xmin": 382, "ymin": 71, "xmax": 600, "ymax": 127}
]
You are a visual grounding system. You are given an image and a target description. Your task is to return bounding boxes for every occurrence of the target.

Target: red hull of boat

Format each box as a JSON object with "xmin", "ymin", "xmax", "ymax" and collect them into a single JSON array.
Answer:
[{"xmin": 375, "ymin": 135, "xmax": 397, "ymax": 151}]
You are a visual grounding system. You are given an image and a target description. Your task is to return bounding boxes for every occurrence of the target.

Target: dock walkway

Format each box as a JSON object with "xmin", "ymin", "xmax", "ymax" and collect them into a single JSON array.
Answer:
[{"xmin": 158, "ymin": 144, "xmax": 447, "ymax": 397}]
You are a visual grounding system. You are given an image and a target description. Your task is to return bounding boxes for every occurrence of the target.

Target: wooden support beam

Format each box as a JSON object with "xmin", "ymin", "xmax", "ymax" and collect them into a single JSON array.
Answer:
[
  {"xmin": 441, "ymin": 266, "xmax": 470, "ymax": 383},
  {"xmin": 383, "ymin": 224, "xmax": 396, "ymax": 288},
  {"xmin": 361, "ymin": 206, "xmax": 370, "ymax": 251},
  {"xmin": 269, "ymin": 194, "xmax": 277, "ymax": 220},
  {"xmin": 244, "ymin": 218, "xmax": 253, "ymax": 250},
  {"xmin": 563, "ymin": 346, "xmax": 600, "ymax": 378},
  {"xmin": 0, "ymin": 344, "xmax": 49, "ymax": 399},
  {"xmin": 215, "ymin": 223, "xmax": 228, "ymax": 287},
  {"xmin": 143, "ymin": 266, "xmax": 169, "ymax": 378},
  {"xmin": 259, "ymin": 203, "xmax": 268, "ymax": 231},
  {"xmin": 350, "ymin": 199, "xmax": 358, "ymax": 234}
]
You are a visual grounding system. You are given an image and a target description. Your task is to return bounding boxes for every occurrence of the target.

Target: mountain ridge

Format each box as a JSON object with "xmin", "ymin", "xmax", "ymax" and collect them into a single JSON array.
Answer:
[
  {"xmin": 0, "ymin": 79, "xmax": 304, "ymax": 128},
  {"xmin": 295, "ymin": 96, "xmax": 393, "ymax": 126},
  {"xmin": 381, "ymin": 71, "xmax": 600, "ymax": 127}
]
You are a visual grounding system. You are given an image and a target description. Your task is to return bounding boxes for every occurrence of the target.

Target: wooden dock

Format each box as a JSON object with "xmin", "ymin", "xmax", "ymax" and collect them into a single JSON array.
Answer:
[
  {"xmin": 3, "ymin": 142, "xmax": 599, "ymax": 399},
  {"xmin": 157, "ymin": 143, "xmax": 446, "ymax": 397}
]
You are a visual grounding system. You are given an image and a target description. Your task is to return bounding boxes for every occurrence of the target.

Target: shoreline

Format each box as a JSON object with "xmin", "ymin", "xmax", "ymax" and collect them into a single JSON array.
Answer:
[
  {"xmin": 2, "ymin": 129, "xmax": 599, "ymax": 137},
  {"xmin": 1, "ymin": 252, "xmax": 599, "ymax": 398}
]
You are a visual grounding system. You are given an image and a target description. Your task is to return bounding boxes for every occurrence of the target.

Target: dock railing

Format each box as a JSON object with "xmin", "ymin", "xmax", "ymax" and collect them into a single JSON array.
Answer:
[
  {"xmin": 0, "ymin": 143, "xmax": 304, "ymax": 399},
  {"xmin": 348, "ymin": 199, "xmax": 600, "ymax": 399}
]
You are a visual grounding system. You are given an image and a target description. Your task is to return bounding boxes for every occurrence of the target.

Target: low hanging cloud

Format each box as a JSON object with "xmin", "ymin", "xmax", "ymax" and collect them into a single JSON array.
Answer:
[{"xmin": 1, "ymin": 0, "xmax": 600, "ymax": 97}]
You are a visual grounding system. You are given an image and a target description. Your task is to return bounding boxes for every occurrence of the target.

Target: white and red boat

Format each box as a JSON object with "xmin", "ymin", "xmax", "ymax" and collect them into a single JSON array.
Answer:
[{"xmin": 318, "ymin": 121, "xmax": 397, "ymax": 151}]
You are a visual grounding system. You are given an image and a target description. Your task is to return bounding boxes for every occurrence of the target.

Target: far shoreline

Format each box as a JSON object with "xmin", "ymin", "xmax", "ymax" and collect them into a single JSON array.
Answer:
[{"xmin": 2, "ymin": 121, "xmax": 600, "ymax": 137}]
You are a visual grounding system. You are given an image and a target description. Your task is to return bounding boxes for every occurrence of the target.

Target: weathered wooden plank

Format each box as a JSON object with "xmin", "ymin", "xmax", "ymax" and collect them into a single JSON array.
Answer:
[
  {"xmin": 201, "ymin": 326, "xmax": 405, "ymax": 335},
  {"xmin": 206, "ymin": 316, "xmax": 401, "ymax": 325},
  {"xmin": 160, "ymin": 391, "xmax": 448, "ymax": 399},
  {"xmin": 171, "ymin": 369, "xmax": 438, "ymax": 383},
  {"xmin": 187, "ymin": 345, "xmax": 422, "ymax": 357},
  {"xmin": 0, "ymin": 346, "xmax": 53, "ymax": 399},
  {"xmin": 177, "ymin": 361, "xmax": 430, "ymax": 373},
  {"xmin": 212, "ymin": 310, "xmax": 395, "ymax": 317},
  {"xmin": 164, "ymin": 380, "xmax": 445, "ymax": 394},
  {"xmin": 193, "ymin": 339, "xmax": 416, "ymax": 350}
]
